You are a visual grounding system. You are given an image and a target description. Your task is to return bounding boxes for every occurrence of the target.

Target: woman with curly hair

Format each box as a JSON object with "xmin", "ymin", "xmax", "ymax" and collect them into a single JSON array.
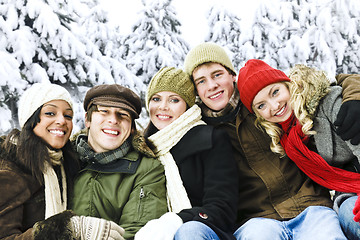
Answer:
[{"xmin": 236, "ymin": 59, "xmax": 360, "ymax": 240}]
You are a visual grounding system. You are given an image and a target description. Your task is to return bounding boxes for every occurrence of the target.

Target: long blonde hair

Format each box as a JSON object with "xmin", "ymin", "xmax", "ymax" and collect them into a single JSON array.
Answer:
[{"xmin": 254, "ymin": 64, "xmax": 331, "ymax": 156}]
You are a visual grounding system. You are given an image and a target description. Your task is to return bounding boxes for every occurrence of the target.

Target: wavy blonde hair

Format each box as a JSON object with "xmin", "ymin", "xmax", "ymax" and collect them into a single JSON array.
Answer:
[{"xmin": 254, "ymin": 64, "xmax": 331, "ymax": 156}]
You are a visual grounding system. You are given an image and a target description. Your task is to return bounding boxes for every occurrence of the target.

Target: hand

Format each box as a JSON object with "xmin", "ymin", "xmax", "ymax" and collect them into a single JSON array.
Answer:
[
  {"xmin": 70, "ymin": 215, "xmax": 125, "ymax": 240},
  {"xmin": 134, "ymin": 212, "xmax": 183, "ymax": 240},
  {"xmin": 353, "ymin": 194, "xmax": 360, "ymax": 222},
  {"xmin": 334, "ymin": 100, "xmax": 360, "ymax": 145}
]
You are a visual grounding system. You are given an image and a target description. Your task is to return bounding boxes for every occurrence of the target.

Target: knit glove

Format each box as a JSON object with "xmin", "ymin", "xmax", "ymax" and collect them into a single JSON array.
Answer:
[
  {"xmin": 334, "ymin": 100, "xmax": 360, "ymax": 145},
  {"xmin": 134, "ymin": 212, "xmax": 183, "ymax": 240},
  {"xmin": 70, "ymin": 216, "xmax": 125, "ymax": 240}
]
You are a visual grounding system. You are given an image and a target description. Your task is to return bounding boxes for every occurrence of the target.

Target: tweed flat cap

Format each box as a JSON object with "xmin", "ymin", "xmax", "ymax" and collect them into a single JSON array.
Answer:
[{"xmin": 84, "ymin": 84, "xmax": 142, "ymax": 119}]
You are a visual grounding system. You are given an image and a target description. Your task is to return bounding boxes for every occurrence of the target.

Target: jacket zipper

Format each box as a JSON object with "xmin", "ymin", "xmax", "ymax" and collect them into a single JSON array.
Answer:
[{"xmin": 138, "ymin": 187, "xmax": 145, "ymax": 219}]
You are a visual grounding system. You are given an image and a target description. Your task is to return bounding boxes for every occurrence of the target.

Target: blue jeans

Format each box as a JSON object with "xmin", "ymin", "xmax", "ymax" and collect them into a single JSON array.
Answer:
[
  {"xmin": 234, "ymin": 206, "xmax": 347, "ymax": 240},
  {"xmin": 174, "ymin": 221, "xmax": 220, "ymax": 240},
  {"xmin": 338, "ymin": 196, "xmax": 360, "ymax": 240}
]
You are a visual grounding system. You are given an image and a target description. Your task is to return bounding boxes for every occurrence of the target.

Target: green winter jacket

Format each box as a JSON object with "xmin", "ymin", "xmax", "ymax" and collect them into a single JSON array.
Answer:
[{"xmin": 71, "ymin": 133, "xmax": 167, "ymax": 240}]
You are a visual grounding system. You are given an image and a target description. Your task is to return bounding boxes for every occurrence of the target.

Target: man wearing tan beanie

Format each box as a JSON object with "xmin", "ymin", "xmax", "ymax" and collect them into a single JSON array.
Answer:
[{"xmin": 184, "ymin": 42, "xmax": 360, "ymax": 239}]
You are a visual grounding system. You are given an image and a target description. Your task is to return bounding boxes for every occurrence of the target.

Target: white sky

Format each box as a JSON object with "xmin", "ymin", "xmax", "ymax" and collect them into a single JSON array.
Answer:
[{"xmin": 101, "ymin": 0, "xmax": 260, "ymax": 47}]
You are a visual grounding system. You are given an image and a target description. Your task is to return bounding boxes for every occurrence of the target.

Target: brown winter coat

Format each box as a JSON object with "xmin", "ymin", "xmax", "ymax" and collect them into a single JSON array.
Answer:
[
  {"xmin": 0, "ymin": 136, "xmax": 78, "ymax": 240},
  {"xmin": 205, "ymin": 101, "xmax": 332, "ymax": 226}
]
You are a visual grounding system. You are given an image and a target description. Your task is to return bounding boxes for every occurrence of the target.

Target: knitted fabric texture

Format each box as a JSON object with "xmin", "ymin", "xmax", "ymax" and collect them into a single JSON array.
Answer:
[
  {"xmin": 44, "ymin": 149, "xmax": 67, "ymax": 219},
  {"xmin": 280, "ymin": 120, "xmax": 360, "ymax": 194},
  {"xmin": 146, "ymin": 67, "xmax": 195, "ymax": 109},
  {"xmin": 18, "ymin": 83, "xmax": 73, "ymax": 128},
  {"xmin": 183, "ymin": 42, "xmax": 236, "ymax": 76},
  {"xmin": 237, "ymin": 59, "xmax": 290, "ymax": 113},
  {"xmin": 148, "ymin": 105, "xmax": 206, "ymax": 213}
]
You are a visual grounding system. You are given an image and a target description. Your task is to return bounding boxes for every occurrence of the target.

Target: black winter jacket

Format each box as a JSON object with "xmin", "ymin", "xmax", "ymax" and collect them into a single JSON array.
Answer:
[{"xmin": 170, "ymin": 125, "xmax": 239, "ymax": 240}]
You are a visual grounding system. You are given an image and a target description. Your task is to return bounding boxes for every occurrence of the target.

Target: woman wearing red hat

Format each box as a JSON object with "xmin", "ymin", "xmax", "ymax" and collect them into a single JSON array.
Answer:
[{"xmin": 236, "ymin": 60, "xmax": 360, "ymax": 240}]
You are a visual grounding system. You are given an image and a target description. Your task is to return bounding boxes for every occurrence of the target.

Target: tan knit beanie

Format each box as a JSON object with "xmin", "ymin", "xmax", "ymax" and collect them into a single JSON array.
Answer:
[
  {"xmin": 18, "ymin": 83, "xmax": 73, "ymax": 128},
  {"xmin": 146, "ymin": 67, "xmax": 196, "ymax": 109},
  {"xmin": 184, "ymin": 42, "xmax": 236, "ymax": 76}
]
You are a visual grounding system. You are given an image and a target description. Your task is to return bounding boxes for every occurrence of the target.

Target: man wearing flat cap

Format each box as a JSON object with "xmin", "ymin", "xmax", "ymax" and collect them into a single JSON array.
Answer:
[{"xmin": 71, "ymin": 84, "xmax": 167, "ymax": 240}]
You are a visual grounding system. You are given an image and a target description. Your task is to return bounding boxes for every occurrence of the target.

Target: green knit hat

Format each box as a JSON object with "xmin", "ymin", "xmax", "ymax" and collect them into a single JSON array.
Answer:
[
  {"xmin": 146, "ymin": 67, "xmax": 196, "ymax": 109},
  {"xmin": 184, "ymin": 42, "xmax": 236, "ymax": 76}
]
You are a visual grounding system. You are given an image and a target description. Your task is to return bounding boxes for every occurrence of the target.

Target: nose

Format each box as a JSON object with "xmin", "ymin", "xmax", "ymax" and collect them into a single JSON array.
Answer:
[
  {"xmin": 107, "ymin": 112, "xmax": 119, "ymax": 124},
  {"xmin": 207, "ymin": 79, "xmax": 219, "ymax": 90},
  {"xmin": 55, "ymin": 115, "xmax": 66, "ymax": 125},
  {"xmin": 158, "ymin": 100, "xmax": 169, "ymax": 110},
  {"xmin": 270, "ymin": 100, "xmax": 280, "ymax": 111}
]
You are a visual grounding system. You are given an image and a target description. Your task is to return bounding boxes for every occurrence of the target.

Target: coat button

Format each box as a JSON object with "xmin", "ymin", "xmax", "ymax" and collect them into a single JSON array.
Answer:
[{"xmin": 199, "ymin": 213, "xmax": 208, "ymax": 219}]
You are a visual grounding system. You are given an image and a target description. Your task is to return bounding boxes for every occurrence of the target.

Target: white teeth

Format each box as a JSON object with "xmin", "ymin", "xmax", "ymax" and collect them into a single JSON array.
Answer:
[
  {"xmin": 275, "ymin": 106, "xmax": 285, "ymax": 116},
  {"xmin": 103, "ymin": 129, "xmax": 119, "ymax": 135},
  {"xmin": 158, "ymin": 115, "xmax": 170, "ymax": 120},
  {"xmin": 49, "ymin": 130, "xmax": 65, "ymax": 135},
  {"xmin": 210, "ymin": 92, "xmax": 222, "ymax": 99}
]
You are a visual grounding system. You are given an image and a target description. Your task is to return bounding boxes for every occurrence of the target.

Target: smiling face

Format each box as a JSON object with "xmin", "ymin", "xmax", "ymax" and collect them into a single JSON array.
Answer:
[
  {"xmin": 149, "ymin": 91, "xmax": 187, "ymax": 130},
  {"xmin": 192, "ymin": 62, "xmax": 236, "ymax": 111},
  {"xmin": 252, "ymin": 82, "xmax": 292, "ymax": 123},
  {"xmin": 33, "ymin": 100, "xmax": 73, "ymax": 149},
  {"xmin": 85, "ymin": 105, "xmax": 132, "ymax": 153}
]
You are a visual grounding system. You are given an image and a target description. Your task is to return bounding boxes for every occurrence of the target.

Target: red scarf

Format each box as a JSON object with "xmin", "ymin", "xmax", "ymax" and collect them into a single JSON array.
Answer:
[{"xmin": 280, "ymin": 114, "xmax": 360, "ymax": 193}]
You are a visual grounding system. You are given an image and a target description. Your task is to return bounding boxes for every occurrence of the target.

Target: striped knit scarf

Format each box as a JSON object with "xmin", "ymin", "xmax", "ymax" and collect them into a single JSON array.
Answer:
[{"xmin": 148, "ymin": 105, "xmax": 206, "ymax": 213}]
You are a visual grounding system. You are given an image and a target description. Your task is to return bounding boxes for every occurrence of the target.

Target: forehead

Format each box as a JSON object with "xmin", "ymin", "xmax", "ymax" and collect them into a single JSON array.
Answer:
[
  {"xmin": 97, "ymin": 105, "xmax": 131, "ymax": 115},
  {"xmin": 153, "ymin": 91, "xmax": 181, "ymax": 97},
  {"xmin": 42, "ymin": 100, "xmax": 72, "ymax": 109},
  {"xmin": 193, "ymin": 62, "xmax": 226, "ymax": 75}
]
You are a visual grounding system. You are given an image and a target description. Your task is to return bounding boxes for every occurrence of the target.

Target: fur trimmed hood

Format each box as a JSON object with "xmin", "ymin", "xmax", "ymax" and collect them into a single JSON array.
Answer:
[{"xmin": 288, "ymin": 64, "xmax": 331, "ymax": 116}]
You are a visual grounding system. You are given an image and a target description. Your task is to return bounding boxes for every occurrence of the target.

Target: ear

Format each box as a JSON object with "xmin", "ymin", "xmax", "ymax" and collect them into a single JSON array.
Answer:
[
  {"xmin": 232, "ymin": 74, "xmax": 237, "ymax": 83},
  {"xmin": 85, "ymin": 112, "xmax": 90, "ymax": 128}
]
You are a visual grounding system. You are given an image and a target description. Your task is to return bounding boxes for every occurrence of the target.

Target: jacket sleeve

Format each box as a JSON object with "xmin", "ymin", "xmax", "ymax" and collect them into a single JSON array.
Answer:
[
  {"xmin": 0, "ymin": 167, "xmax": 74, "ymax": 240},
  {"xmin": 177, "ymin": 128, "xmax": 239, "ymax": 236},
  {"xmin": 335, "ymin": 74, "xmax": 360, "ymax": 102},
  {"xmin": 0, "ymin": 168, "xmax": 35, "ymax": 240},
  {"xmin": 319, "ymin": 87, "xmax": 360, "ymax": 161},
  {"xmin": 119, "ymin": 157, "xmax": 167, "ymax": 239}
]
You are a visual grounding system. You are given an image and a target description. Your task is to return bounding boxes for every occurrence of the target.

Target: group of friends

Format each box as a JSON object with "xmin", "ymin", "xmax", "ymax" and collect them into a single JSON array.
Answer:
[{"xmin": 1, "ymin": 42, "xmax": 360, "ymax": 240}]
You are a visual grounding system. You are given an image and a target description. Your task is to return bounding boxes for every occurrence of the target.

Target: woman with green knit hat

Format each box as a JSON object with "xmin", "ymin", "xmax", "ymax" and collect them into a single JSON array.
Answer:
[{"xmin": 135, "ymin": 67, "xmax": 239, "ymax": 240}]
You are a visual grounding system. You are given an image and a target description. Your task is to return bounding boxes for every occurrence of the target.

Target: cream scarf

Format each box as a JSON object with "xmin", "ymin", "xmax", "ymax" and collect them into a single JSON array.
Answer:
[
  {"xmin": 148, "ymin": 105, "xmax": 206, "ymax": 213},
  {"xmin": 43, "ymin": 149, "xmax": 67, "ymax": 219}
]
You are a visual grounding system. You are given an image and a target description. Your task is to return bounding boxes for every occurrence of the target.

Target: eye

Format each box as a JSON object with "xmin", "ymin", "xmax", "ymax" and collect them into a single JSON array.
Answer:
[
  {"xmin": 64, "ymin": 114, "xmax": 73, "ymax": 120},
  {"xmin": 45, "ymin": 111, "xmax": 55, "ymax": 116},
  {"xmin": 151, "ymin": 96, "xmax": 160, "ymax": 102},
  {"xmin": 257, "ymin": 103, "xmax": 265, "ymax": 110},
  {"xmin": 214, "ymin": 72, "xmax": 222, "ymax": 78},
  {"xmin": 119, "ymin": 112, "xmax": 130, "ymax": 118},
  {"xmin": 170, "ymin": 98, "xmax": 180, "ymax": 103},
  {"xmin": 272, "ymin": 89, "xmax": 279, "ymax": 96},
  {"xmin": 195, "ymin": 79, "xmax": 205, "ymax": 85}
]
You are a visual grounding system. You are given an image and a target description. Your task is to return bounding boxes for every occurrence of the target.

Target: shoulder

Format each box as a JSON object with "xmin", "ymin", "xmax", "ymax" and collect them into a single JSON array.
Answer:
[
  {"xmin": 134, "ymin": 151, "xmax": 164, "ymax": 173},
  {"xmin": 317, "ymin": 86, "xmax": 342, "ymax": 116},
  {"xmin": 172, "ymin": 125, "xmax": 231, "ymax": 158},
  {"xmin": 0, "ymin": 158, "xmax": 38, "ymax": 200}
]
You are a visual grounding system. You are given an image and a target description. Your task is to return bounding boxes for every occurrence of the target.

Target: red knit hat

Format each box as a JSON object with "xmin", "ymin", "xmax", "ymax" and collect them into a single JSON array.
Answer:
[{"xmin": 237, "ymin": 59, "xmax": 290, "ymax": 113}]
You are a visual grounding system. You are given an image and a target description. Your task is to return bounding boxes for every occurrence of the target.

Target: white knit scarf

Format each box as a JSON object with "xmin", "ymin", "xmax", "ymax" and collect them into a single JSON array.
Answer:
[
  {"xmin": 148, "ymin": 105, "xmax": 206, "ymax": 213},
  {"xmin": 43, "ymin": 149, "xmax": 67, "ymax": 219}
]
